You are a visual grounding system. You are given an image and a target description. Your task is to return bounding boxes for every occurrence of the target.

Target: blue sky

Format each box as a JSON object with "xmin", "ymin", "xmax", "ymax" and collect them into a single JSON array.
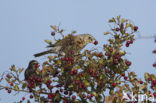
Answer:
[{"xmin": 0, "ymin": 0, "xmax": 156, "ymax": 102}]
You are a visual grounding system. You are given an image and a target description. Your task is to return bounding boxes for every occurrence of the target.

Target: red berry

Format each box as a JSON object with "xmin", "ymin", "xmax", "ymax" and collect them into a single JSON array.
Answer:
[
  {"xmin": 73, "ymin": 70, "xmax": 77, "ymax": 74},
  {"xmin": 82, "ymin": 94, "xmax": 86, "ymax": 98},
  {"xmin": 30, "ymin": 95, "xmax": 33, "ymax": 99},
  {"xmin": 129, "ymin": 40, "xmax": 133, "ymax": 44},
  {"xmin": 8, "ymin": 89, "xmax": 11, "ymax": 93},
  {"xmin": 113, "ymin": 83, "xmax": 116, "ymax": 87},
  {"xmin": 90, "ymin": 93, "xmax": 94, "ymax": 97},
  {"xmin": 47, "ymin": 80, "xmax": 52, "ymax": 84},
  {"xmin": 98, "ymin": 52, "xmax": 103, "ymax": 57},
  {"xmin": 134, "ymin": 26, "xmax": 138, "ymax": 31},
  {"xmin": 52, "ymin": 93, "xmax": 56, "ymax": 97},
  {"xmin": 105, "ymin": 69, "xmax": 109, "ymax": 73},
  {"xmin": 22, "ymin": 97, "xmax": 25, "ymax": 101},
  {"xmin": 71, "ymin": 50, "xmax": 74, "ymax": 55},
  {"xmin": 124, "ymin": 76, "xmax": 128, "ymax": 80},
  {"xmin": 153, "ymin": 92, "xmax": 156, "ymax": 97},
  {"xmin": 49, "ymin": 85, "xmax": 53, "ymax": 89},
  {"xmin": 153, "ymin": 63, "xmax": 156, "ymax": 67},
  {"xmin": 121, "ymin": 73, "xmax": 125, "ymax": 76},
  {"xmin": 94, "ymin": 40, "xmax": 98, "ymax": 45},
  {"xmin": 126, "ymin": 43, "xmax": 129, "ymax": 47},
  {"xmin": 140, "ymin": 81, "xmax": 143, "ymax": 84},
  {"xmin": 152, "ymin": 80, "xmax": 156, "ymax": 84},
  {"xmin": 115, "ymin": 28, "xmax": 120, "ymax": 31},
  {"xmin": 152, "ymin": 50, "xmax": 156, "ymax": 53},
  {"xmin": 6, "ymin": 74, "xmax": 11, "ymax": 78},
  {"xmin": 148, "ymin": 77, "xmax": 152, "ymax": 81},
  {"xmin": 48, "ymin": 94, "xmax": 52, "ymax": 99},
  {"xmin": 60, "ymin": 89, "xmax": 63, "ymax": 92},
  {"xmin": 72, "ymin": 95, "xmax": 76, "ymax": 99},
  {"xmin": 10, "ymin": 82, "xmax": 13, "ymax": 86},
  {"xmin": 125, "ymin": 61, "xmax": 131, "ymax": 66},
  {"xmin": 50, "ymin": 101, "xmax": 53, "ymax": 103},
  {"xmin": 51, "ymin": 32, "xmax": 55, "ymax": 36},
  {"xmin": 35, "ymin": 64, "xmax": 40, "ymax": 68}
]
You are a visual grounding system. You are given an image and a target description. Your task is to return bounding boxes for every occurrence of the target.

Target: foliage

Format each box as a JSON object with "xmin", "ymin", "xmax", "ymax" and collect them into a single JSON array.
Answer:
[{"xmin": 0, "ymin": 16, "xmax": 155, "ymax": 103}]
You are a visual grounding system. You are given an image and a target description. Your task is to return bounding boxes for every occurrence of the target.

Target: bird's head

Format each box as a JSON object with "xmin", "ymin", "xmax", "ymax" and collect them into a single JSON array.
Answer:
[
  {"xmin": 28, "ymin": 60, "xmax": 39, "ymax": 69},
  {"xmin": 82, "ymin": 34, "xmax": 96, "ymax": 44}
]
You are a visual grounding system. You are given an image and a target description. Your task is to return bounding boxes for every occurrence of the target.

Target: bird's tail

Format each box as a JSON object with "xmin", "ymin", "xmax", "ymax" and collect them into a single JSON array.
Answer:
[{"xmin": 34, "ymin": 49, "xmax": 54, "ymax": 57}]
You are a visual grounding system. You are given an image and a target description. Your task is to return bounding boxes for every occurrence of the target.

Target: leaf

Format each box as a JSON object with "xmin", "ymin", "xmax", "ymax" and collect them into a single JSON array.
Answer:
[
  {"xmin": 5, "ymin": 78, "xmax": 10, "ymax": 83},
  {"xmin": 22, "ymin": 83, "xmax": 27, "ymax": 89},
  {"xmin": 84, "ymin": 80, "xmax": 90, "ymax": 86},
  {"xmin": 104, "ymin": 32, "xmax": 109, "ymax": 35},
  {"xmin": 27, "ymin": 100, "xmax": 30, "ymax": 103},
  {"xmin": 50, "ymin": 25, "xmax": 57, "ymax": 31},
  {"xmin": 125, "ymin": 23, "xmax": 130, "ymax": 28},
  {"xmin": 10, "ymin": 66, "xmax": 16, "ymax": 72},
  {"xmin": 121, "ymin": 19, "xmax": 127, "ymax": 23},
  {"xmin": 59, "ymin": 29, "xmax": 64, "ymax": 33},
  {"xmin": 14, "ymin": 85, "xmax": 19, "ymax": 91},
  {"xmin": 44, "ymin": 40, "xmax": 52, "ymax": 44},
  {"xmin": 72, "ymin": 30, "xmax": 77, "ymax": 34},
  {"xmin": 48, "ymin": 56, "xmax": 53, "ymax": 62},
  {"xmin": 109, "ymin": 18, "xmax": 116, "ymax": 23},
  {"xmin": 117, "ymin": 16, "xmax": 121, "ymax": 22},
  {"xmin": 18, "ymin": 68, "xmax": 24, "ymax": 74}
]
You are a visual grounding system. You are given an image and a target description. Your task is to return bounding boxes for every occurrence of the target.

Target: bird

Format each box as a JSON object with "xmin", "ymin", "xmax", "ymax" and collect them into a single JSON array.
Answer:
[
  {"xmin": 34, "ymin": 34, "xmax": 96, "ymax": 57},
  {"xmin": 24, "ymin": 60, "xmax": 40, "ymax": 81}
]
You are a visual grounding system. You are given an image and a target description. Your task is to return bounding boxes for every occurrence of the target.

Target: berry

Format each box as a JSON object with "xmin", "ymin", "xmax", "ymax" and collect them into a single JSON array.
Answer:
[
  {"xmin": 72, "ymin": 95, "xmax": 76, "ymax": 99},
  {"xmin": 30, "ymin": 95, "xmax": 33, "ymax": 99},
  {"xmin": 48, "ymin": 94, "xmax": 52, "ymax": 99},
  {"xmin": 6, "ymin": 74, "xmax": 11, "ymax": 78},
  {"xmin": 10, "ymin": 82, "xmax": 13, "ymax": 86},
  {"xmin": 140, "ymin": 81, "xmax": 143, "ymax": 84},
  {"xmin": 50, "ymin": 101, "xmax": 53, "ymax": 103},
  {"xmin": 152, "ymin": 50, "xmax": 156, "ymax": 53},
  {"xmin": 115, "ymin": 28, "xmax": 120, "ymax": 31},
  {"xmin": 153, "ymin": 92, "xmax": 156, "ymax": 97},
  {"xmin": 51, "ymin": 32, "xmax": 55, "ymax": 36},
  {"xmin": 22, "ymin": 97, "xmax": 25, "ymax": 101},
  {"xmin": 90, "ymin": 93, "xmax": 94, "ymax": 97},
  {"xmin": 148, "ymin": 77, "xmax": 152, "ymax": 81},
  {"xmin": 126, "ymin": 43, "xmax": 129, "ymax": 47},
  {"xmin": 152, "ymin": 80, "xmax": 156, "ymax": 84},
  {"xmin": 35, "ymin": 64, "xmax": 39, "ymax": 68},
  {"xmin": 94, "ymin": 40, "xmax": 98, "ymax": 45},
  {"xmin": 82, "ymin": 94, "xmax": 86, "ymax": 98},
  {"xmin": 105, "ymin": 69, "xmax": 109, "ymax": 73},
  {"xmin": 113, "ymin": 83, "xmax": 116, "ymax": 87},
  {"xmin": 129, "ymin": 40, "xmax": 133, "ymax": 44},
  {"xmin": 153, "ymin": 63, "xmax": 156, "ymax": 67},
  {"xmin": 8, "ymin": 89, "xmax": 11, "ymax": 93},
  {"xmin": 73, "ymin": 70, "xmax": 77, "ymax": 74},
  {"xmin": 125, "ymin": 61, "xmax": 131, "ymax": 66},
  {"xmin": 134, "ymin": 26, "xmax": 138, "ymax": 31},
  {"xmin": 98, "ymin": 52, "xmax": 103, "ymax": 57},
  {"xmin": 124, "ymin": 76, "xmax": 128, "ymax": 80},
  {"xmin": 71, "ymin": 50, "xmax": 74, "ymax": 55},
  {"xmin": 121, "ymin": 73, "xmax": 125, "ymax": 76}
]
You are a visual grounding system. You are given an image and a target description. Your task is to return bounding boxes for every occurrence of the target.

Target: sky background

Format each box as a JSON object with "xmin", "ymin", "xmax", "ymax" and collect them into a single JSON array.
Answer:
[{"xmin": 0, "ymin": 0, "xmax": 156, "ymax": 102}]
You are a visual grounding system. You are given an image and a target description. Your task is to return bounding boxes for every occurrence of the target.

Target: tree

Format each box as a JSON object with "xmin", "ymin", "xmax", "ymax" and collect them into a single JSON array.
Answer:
[{"xmin": 0, "ymin": 16, "xmax": 155, "ymax": 103}]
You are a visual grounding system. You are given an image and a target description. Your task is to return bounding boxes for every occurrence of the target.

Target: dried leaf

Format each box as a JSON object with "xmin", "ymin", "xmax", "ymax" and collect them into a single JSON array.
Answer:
[
  {"xmin": 18, "ymin": 68, "xmax": 24, "ymax": 74},
  {"xmin": 44, "ymin": 40, "xmax": 52, "ymax": 44},
  {"xmin": 50, "ymin": 25, "xmax": 57, "ymax": 31},
  {"xmin": 104, "ymin": 32, "xmax": 109, "ymax": 35},
  {"xmin": 14, "ymin": 85, "xmax": 19, "ymax": 91}
]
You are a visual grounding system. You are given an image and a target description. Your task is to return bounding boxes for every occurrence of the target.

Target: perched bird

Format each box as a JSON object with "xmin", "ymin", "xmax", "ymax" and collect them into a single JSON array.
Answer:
[
  {"xmin": 24, "ymin": 60, "xmax": 40, "ymax": 81},
  {"xmin": 34, "ymin": 34, "xmax": 96, "ymax": 57}
]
